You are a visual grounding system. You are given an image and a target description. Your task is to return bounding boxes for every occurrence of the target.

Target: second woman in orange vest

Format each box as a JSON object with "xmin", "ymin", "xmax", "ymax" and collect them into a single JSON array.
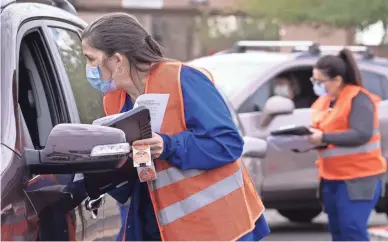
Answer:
[
  {"xmin": 81, "ymin": 12, "xmax": 270, "ymax": 241},
  {"xmin": 308, "ymin": 48, "xmax": 386, "ymax": 241}
]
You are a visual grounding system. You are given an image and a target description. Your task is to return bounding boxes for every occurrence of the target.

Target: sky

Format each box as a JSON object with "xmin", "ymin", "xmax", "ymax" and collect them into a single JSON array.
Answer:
[{"xmin": 356, "ymin": 22, "xmax": 385, "ymax": 45}]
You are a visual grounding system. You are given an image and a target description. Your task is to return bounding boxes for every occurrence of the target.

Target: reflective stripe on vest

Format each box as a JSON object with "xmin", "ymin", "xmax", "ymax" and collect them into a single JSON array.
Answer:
[
  {"xmin": 320, "ymin": 128, "xmax": 380, "ymax": 158},
  {"xmin": 320, "ymin": 140, "xmax": 380, "ymax": 158},
  {"xmin": 157, "ymin": 168, "xmax": 243, "ymax": 226},
  {"xmin": 149, "ymin": 167, "xmax": 204, "ymax": 192}
]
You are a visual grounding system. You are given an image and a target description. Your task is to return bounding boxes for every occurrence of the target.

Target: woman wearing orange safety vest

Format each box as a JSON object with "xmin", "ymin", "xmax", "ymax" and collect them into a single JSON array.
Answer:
[
  {"xmin": 308, "ymin": 48, "xmax": 387, "ymax": 241},
  {"xmin": 81, "ymin": 12, "xmax": 270, "ymax": 241}
]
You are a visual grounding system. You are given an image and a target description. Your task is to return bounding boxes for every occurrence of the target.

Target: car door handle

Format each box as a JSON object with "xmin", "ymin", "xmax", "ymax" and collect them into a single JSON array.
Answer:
[{"xmin": 85, "ymin": 194, "xmax": 105, "ymax": 219}]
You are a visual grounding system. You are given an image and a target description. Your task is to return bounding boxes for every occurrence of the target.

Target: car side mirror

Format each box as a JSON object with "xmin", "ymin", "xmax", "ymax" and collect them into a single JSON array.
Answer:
[
  {"xmin": 23, "ymin": 123, "xmax": 130, "ymax": 174},
  {"xmin": 260, "ymin": 96, "xmax": 295, "ymax": 128},
  {"xmin": 242, "ymin": 136, "xmax": 268, "ymax": 159}
]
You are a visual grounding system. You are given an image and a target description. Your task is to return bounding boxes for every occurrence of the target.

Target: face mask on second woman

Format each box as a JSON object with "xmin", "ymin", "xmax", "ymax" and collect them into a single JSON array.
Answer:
[
  {"xmin": 313, "ymin": 82, "xmax": 327, "ymax": 96},
  {"xmin": 86, "ymin": 65, "xmax": 117, "ymax": 93}
]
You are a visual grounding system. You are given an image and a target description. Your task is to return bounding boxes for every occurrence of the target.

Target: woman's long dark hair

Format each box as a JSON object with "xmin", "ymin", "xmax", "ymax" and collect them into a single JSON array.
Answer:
[{"xmin": 314, "ymin": 48, "xmax": 363, "ymax": 87}]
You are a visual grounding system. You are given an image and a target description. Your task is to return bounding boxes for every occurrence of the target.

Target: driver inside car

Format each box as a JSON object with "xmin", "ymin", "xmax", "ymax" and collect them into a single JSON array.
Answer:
[{"xmin": 273, "ymin": 75, "xmax": 310, "ymax": 108}]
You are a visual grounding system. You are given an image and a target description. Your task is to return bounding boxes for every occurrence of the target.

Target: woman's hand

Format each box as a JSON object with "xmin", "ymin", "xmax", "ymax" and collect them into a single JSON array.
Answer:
[
  {"xmin": 133, "ymin": 133, "xmax": 164, "ymax": 159},
  {"xmin": 308, "ymin": 128, "xmax": 323, "ymax": 146}
]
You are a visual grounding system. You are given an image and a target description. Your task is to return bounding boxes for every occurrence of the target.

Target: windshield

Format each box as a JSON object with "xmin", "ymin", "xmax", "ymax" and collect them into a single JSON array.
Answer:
[{"xmin": 189, "ymin": 54, "xmax": 287, "ymax": 97}]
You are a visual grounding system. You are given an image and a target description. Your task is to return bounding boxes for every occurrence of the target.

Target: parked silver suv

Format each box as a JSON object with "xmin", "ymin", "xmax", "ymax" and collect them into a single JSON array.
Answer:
[{"xmin": 189, "ymin": 41, "xmax": 388, "ymax": 222}]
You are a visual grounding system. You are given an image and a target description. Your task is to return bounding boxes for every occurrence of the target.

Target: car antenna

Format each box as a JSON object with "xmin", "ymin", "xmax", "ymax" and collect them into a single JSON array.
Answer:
[
  {"xmin": 308, "ymin": 43, "xmax": 321, "ymax": 55},
  {"xmin": 361, "ymin": 47, "xmax": 374, "ymax": 60}
]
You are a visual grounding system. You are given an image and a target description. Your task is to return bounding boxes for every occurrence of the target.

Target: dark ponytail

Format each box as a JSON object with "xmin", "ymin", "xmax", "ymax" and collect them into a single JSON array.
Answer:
[
  {"xmin": 145, "ymin": 35, "xmax": 163, "ymax": 58},
  {"xmin": 338, "ymin": 49, "xmax": 363, "ymax": 86},
  {"xmin": 314, "ymin": 48, "xmax": 363, "ymax": 87}
]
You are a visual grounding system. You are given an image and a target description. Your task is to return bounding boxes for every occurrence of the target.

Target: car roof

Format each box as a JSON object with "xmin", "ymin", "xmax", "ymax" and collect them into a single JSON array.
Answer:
[
  {"xmin": 1, "ymin": 0, "xmax": 14, "ymax": 9},
  {"xmin": 193, "ymin": 49, "xmax": 388, "ymax": 69},
  {"xmin": 1, "ymin": 2, "xmax": 87, "ymax": 28},
  {"xmin": 189, "ymin": 51, "xmax": 297, "ymax": 65},
  {"xmin": 298, "ymin": 52, "xmax": 388, "ymax": 68}
]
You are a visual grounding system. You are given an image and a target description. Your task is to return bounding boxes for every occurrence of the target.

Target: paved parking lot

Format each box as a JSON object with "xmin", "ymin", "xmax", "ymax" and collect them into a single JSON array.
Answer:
[{"xmin": 263, "ymin": 209, "xmax": 387, "ymax": 241}]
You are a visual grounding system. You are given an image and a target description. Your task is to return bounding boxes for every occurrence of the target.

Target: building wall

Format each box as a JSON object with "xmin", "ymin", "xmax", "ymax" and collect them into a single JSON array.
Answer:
[
  {"xmin": 163, "ymin": 0, "xmax": 238, "ymax": 9},
  {"xmin": 78, "ymin": 11, "xmax": 201, "ymax": 60},
  {"xmin": 75, "ymin": 0, "xmax": 241, "ymax": 60},
  {"xmin": 75, "ymin": 1, "xmax": 358, "ymax": 60},
  {"xmin": 74, "ymin": 0, "xmax": 239, "ymax": 10},
  {"xmin": 281, "ymin": 24, "xmax": 355, "ymax": 46}
]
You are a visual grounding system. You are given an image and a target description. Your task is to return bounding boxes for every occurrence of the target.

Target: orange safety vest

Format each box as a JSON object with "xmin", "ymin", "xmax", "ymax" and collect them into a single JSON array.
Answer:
[
  {"xmin": 312, "ymin": 84, "xmax": 387, "ymax": 180},
  {"xmin": 103, "ymin": 61, "xmax": 265, "ymax": 241}
]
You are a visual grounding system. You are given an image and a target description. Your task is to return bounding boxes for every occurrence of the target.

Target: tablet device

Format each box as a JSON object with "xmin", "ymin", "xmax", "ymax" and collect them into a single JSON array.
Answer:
[{"xmin": 270, "ymin": 125, "xmax": 312, "ymax": 136}]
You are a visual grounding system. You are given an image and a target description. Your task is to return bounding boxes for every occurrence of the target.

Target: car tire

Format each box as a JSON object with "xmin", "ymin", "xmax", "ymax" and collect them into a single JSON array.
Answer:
[{"xmin": 277, "ymin": 208, "xmax": 322, "ymax": 223}]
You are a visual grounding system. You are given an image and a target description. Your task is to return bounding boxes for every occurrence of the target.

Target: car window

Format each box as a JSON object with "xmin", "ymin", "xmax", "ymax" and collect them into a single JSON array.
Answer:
[
  {"xmin": 238, "ymin": 68, "xmax": 315, "ymax": 113},
  {"xmin": 361, "ymin": 71, "xmax": 388, "ymax": 100},
  {"xmin": 238, "ymin": 81, "xmax": 271, "ymax": 113},
  {"xmin": 9, "ymin": 25, "xmax": 67, "ymax": 174},
  {"xmin": 218, "ymin": 88, "xmax": 244, "ymax": 135},
  {"xmin": 382, "ymin": 78, "xmax": 388, "ymax": 100},
  {"xmin": 47, "ymin": 27, "xmax": 105, "ymax": 124}
]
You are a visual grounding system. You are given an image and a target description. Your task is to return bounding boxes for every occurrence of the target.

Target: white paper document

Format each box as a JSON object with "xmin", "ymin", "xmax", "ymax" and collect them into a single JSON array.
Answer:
[
  {"xmin": 133, "ymin": 94, "xmax": 169, "ymax": 132},
  {"xmin": 267, "ymin": 135, "xmax": 316, "ymax": 152},
  {"xmin": 92, "ymin": 94, "xmax": 169, "ymax": 133}
]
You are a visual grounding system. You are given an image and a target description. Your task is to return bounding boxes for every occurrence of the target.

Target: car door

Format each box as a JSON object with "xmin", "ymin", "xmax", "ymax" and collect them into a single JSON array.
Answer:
[
  {"xmin": 236, "ymin": 59, "xmax": 319, "ymax": 197},
  {"xmin": 358, "ymin": 63, "xmax": 388, "ymax": 196},
  {"xmin": 0, "ymin": 10, "xmax": 40, "ymax": 242},
  {"xmin": 41, "ymin": 19, "xmax": 122, "ymax": 240},
  {"xmin": 8, "ymin": 18, "xmax": 81, "ymax": 240}
]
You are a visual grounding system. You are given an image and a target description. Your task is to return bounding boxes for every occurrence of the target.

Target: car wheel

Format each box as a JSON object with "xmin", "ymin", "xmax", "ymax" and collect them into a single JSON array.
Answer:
[{"xmin": 277, "ymin": 208, "xmax": 322, "ymax": 223}]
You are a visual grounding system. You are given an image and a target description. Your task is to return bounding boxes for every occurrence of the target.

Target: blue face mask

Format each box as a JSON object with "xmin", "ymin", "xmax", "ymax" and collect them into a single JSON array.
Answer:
[
  {"xmin": 313, "ymin": 82, "xmax": 327, "ymax": 96},
  {"xmin": 86, "ymin": 65, "xmax": 117, "ymax": 93}
]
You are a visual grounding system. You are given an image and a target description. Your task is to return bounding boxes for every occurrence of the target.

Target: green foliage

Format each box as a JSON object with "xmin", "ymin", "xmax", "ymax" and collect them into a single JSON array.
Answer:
[
  {"xmin": 245, "ymin": 0, "xmax": 388, "ymax": 29},
  {"xmin": 200, "ymin": 16, "xmax": 280, "ymax": 52}
]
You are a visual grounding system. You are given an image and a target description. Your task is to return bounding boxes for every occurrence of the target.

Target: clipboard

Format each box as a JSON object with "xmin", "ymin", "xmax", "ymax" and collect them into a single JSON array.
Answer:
[
  {"xmin": 96, "ymin": 106, "xmax": 153, "ymax": 143},
  {"xmin": 270, "ymin": 125, "xmax": 312, "ymax": 136}
]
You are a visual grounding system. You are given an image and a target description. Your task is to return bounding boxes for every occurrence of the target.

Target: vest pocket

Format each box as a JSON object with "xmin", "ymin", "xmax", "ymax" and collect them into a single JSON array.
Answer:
[{"xmin": 345, "ymin": 175, "xmax": 382, "ymax": 200}]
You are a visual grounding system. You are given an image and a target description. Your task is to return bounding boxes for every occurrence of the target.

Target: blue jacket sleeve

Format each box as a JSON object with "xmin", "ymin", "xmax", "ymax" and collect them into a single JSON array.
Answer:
[{"xmin": 158, "ymin": 65, "xmax": 244, "ymax": 170}]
